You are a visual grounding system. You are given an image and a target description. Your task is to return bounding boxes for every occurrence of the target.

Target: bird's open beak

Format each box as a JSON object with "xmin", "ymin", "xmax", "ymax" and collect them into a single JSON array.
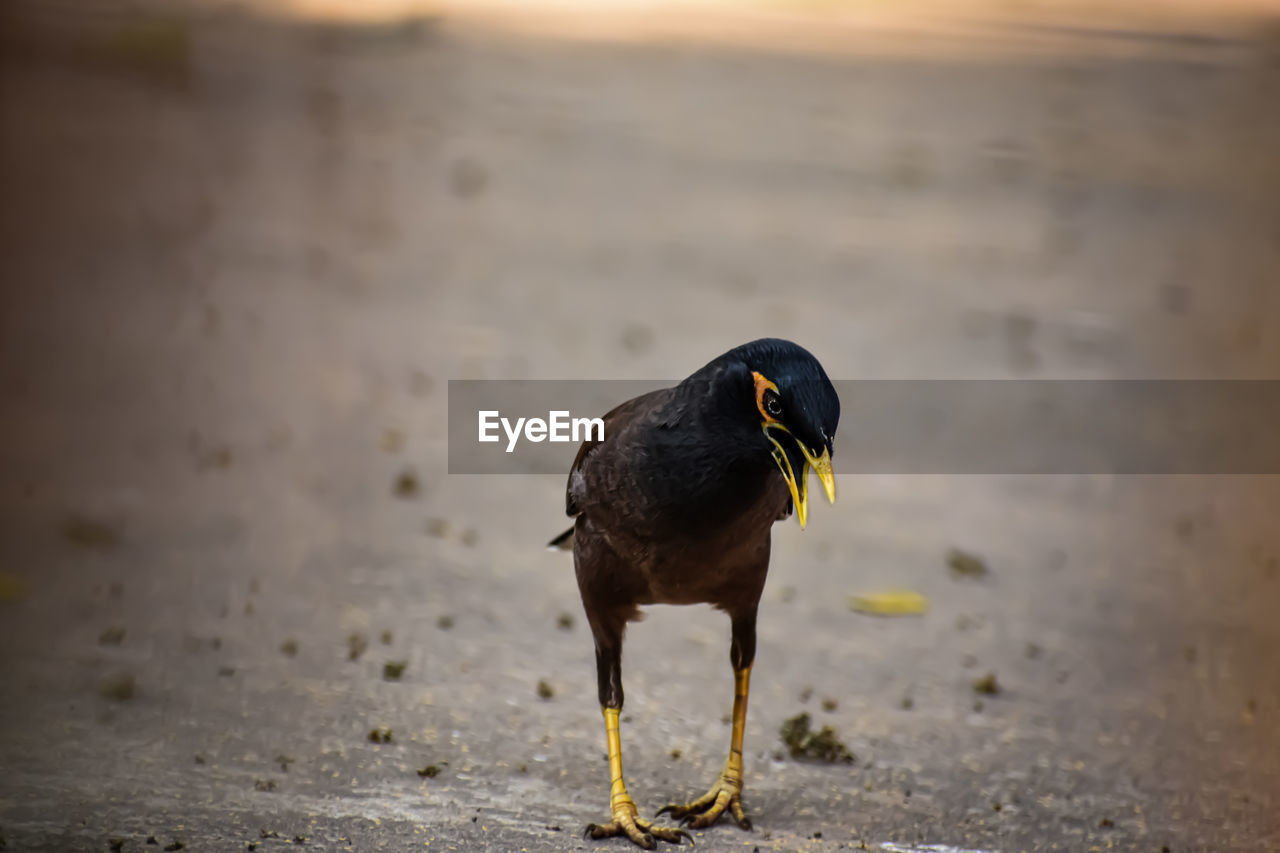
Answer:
[{"xmin": 763, "ymin": 424, "xmax": 837, "ymax": 529}]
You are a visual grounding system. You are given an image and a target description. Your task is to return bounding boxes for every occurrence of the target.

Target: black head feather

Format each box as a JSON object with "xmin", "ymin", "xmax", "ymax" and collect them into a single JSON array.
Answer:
[{"xmin": 708, "ymin": 338, "xmax": 840, "ymax": 457}]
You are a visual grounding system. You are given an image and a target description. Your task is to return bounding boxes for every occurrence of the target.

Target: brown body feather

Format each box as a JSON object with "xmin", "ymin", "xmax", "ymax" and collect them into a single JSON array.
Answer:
[{"xmin": 564, "ymin": 359, "xmax": 791, "ymax": 657}]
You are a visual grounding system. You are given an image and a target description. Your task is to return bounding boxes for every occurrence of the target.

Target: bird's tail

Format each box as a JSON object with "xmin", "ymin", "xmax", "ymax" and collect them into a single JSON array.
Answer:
[{"xmin": 546, "ymin": 527, "xmax": 575, "ymax": 551}]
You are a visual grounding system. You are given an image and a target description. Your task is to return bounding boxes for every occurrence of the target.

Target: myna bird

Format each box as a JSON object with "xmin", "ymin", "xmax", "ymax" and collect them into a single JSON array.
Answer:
[{"xmin": 549, "ymin": 338, "xmax": 839, "ymax": 848}]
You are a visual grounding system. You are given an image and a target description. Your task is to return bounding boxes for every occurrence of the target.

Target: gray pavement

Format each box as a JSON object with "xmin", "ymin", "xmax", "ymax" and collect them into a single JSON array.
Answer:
[{"xmin": 1, "ymin": 3, "xmax": 1279, "ymax": 852}]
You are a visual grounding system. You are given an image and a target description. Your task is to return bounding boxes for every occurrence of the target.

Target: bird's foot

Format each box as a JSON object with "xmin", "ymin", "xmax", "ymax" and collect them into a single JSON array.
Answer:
[
  {"xmin": 585, "ymin": 796, "xmax": 692, "ymax": 849},
  {"xmin": 657, "ymin": 770, "xmax": 751, "ymax": 831}
]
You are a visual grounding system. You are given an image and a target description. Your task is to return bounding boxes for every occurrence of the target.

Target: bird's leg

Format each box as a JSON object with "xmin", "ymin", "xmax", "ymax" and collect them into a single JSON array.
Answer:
[
  {"xmin": 584, "ymin": 642, "xmax": 691, "ymax": 849},
  {"xmin": 658, "ymin": 612, "xmax": 756, "ymax": 831}
]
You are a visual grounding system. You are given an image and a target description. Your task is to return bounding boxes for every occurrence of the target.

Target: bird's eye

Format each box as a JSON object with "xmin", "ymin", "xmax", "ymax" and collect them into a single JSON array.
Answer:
[{"xmin": 764, "ymin": 390, "xmax": 783, "ymax": 419}]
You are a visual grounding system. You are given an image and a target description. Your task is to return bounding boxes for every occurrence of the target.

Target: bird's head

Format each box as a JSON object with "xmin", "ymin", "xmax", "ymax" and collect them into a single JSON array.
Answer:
[{"xmin": 727, "ymin": 339, "xmax": 840, "ymax": 528}]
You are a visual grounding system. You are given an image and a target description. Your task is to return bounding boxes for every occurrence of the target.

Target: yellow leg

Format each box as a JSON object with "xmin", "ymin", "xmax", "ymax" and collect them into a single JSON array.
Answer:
[
  {"xmin": 658, "ymin": 665, "xmax": 754, "ymax": 831},
  {"xmin": 584, "ymin": 707, "xmax": 691, "ymax": 849}
]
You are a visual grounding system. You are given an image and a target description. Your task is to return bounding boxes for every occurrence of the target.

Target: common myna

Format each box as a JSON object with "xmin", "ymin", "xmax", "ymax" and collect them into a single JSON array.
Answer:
[{"xmin": 549, "ymin": 338, "xmax": 839, "ymax": 848}]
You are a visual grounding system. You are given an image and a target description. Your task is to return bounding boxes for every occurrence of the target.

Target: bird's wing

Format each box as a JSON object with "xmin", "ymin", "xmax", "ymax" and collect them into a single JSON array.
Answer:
[{"xmin": 565, "ymin": 388, "xmax": 673, "ymax": 517}]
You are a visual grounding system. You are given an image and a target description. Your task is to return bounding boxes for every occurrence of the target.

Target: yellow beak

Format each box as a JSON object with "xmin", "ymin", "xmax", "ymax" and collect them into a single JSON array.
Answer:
[
  {"xmin": 763, "ymin": 425, "xmax": 837, "ymax": 529},
  {"xmin": 802, "ymin": 445, "xmax": 837, "ymax": 505}
]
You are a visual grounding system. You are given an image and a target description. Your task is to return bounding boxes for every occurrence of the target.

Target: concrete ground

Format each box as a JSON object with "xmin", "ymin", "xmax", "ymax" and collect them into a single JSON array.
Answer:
[{"xmin": 1, "ymin": 2, "xmax": 1279, "ymax": 851}]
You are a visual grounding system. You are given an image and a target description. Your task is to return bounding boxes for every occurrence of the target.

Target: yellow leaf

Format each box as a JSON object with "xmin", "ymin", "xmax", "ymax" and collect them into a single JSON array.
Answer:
[{"xmin": 848, "ymin": 589, "xmax": 929, "ymax": 616}]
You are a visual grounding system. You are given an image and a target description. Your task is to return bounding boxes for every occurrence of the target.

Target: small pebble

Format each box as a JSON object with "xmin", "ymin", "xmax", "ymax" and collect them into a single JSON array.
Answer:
[
  {"xmin": 972, "ymin": 672, "xmax": 1000, "ymax": 695},
  {"xmin": 947, "ymin": 548, "xmax": 989, "ymax": 578},
  {"xmin": 393, "ymin": 470, "xmax": 420, "ymax": 499}
]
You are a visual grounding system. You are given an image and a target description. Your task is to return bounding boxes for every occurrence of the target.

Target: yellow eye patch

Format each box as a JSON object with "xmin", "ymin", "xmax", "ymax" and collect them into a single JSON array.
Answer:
[{"xmin": 751, "ymin": 371, "xmax": 780, "ymax": 424}]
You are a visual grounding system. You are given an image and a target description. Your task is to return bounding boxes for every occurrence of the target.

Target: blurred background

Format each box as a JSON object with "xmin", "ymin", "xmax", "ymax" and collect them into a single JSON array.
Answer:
[{"xmin": 2, "ymin": 1, "xmax": 1278, "ymax": 850}]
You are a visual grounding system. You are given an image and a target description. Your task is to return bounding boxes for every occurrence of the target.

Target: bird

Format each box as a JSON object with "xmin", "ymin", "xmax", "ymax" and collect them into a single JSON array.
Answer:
[{"xmin": 548, "ymin": 337, "xmax": 839, "ymax": 848}]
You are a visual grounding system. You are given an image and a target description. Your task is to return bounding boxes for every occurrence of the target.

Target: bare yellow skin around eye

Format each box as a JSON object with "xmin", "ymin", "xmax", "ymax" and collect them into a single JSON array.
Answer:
[{"xmin": 751, "ymin": 371, "xmax": 781, "ymax": 425}]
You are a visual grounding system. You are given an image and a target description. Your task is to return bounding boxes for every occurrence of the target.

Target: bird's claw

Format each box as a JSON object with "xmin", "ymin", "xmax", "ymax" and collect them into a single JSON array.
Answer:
[
  {"xmin": 585, "ymin": 801, "xmax": 692, "ymax": 848},
  {"xmin": 657, "ymin": 775, "xmax": 751, "ymax": 831}
]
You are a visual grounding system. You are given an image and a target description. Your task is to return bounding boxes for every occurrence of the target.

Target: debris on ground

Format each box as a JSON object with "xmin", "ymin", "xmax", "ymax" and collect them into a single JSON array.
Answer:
[
  {"xmin": 417, "ymin": 764, "xmax": 441, "ymax": 778},
  {"xmin": 99, "ymin": 626, "xmax": 127, "ymax": 646},
  {"xmin": 393, "ymin": 469, "xmax": 420, "ymax": 499},
  {"xmin": 779, "ymin": 712, "xmax": 854, "ymax": 763},
  {"xmin": 275, "ymin": 754, "xmax": 294, "ymax": 772},
  {"xmin": 383, "ymin": 660, "xmax": 407, "ymax": 680},
  {"xmin": 380, "ymin": 630, "xmax": 394, "ymax": 645},
  {"xmin": 62, "ymin": 515, "xmax": 122, "ymax": 550},
  {"xmin": 536, "ymin": 679, "xmax": 554, "ymax": 700},
  {"xmin": 280, "ymin": 639, "xmax": 299, "ymax": 657},
  {"xmin": 972, "ymin": 672, "xmax": 1001, "ymax": 695},
  {"xmin": 99, "ymin": 673, "xmax": 137, "ymax": 701},
  {"xmin": 849, "ymin": 589, "xmax": 929, "ymax": 616},
  {"xmin": 368, "ymin": 727, "xmax": 393, "ymax": 743},
  {"xmin": 436, "ymin": 615, "xmax": 455, "ymax": 630},
  {"xmin": 459, "ymin": 528, "xmax": 479, "ymax": 547},
  {"xmin": 426, "ymin": 518, "xmax": 451, "ymax": 538},
  {"xmin": 556, "ymin": 612, "xmax": 575, "ymax": 631},
  {"xmin": 347, "ymin": 632, "xmax": 369, "ymax": 661},
  {"xmin": 947, "ymin": 548, "xmax": 989, "ymax": 579},
  {"xmin": 254, "ymin": 779, "xmax": 276, "ymax": 792},
  {"xmin": 821, "ymin": 697, "xmax": 838, "ymax": 712}
]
